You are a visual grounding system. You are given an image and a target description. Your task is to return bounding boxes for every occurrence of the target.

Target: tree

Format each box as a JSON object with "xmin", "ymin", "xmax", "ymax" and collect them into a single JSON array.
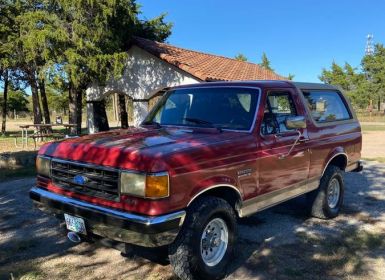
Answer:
[
  {"xmin": 362, "ymin": 44, "xmax": 385, "ymax": 110},
  {"xmin": 259, "ymin": 52, "xmax": 274, "ymax": 71},
  {"xmin": 319, "ymin": 62, "xmax": 351, "ymax": 90},
  {"xmin": 319, "ymin": 60, "xmax": 378, "ymax": 110},
  {"xmin": 234, "ymin": 53, "xmax": 247, "ymax": 62},
  {"xmin": 320, "ymin": 44, "xmax": 385, "ymax": 111},
  {"xmin": 45, "ymin": 84, "xmax": 69, "ymax": 115},
  {"xmin": 0, "ymin": 85, "xmax": 29, "ymax": 115},
  {"xmin": 0, "ymin": 70, "xmax": 9, "ymax": 134},
  {"xmin": 54, "ymin": 0, "xmax": 172, "ymax": 134},
  {"xmin": 1, "ymin": 0, "xmax": 172, "ymax": 134},
  {"xmin": 287, "ymin": 73, "xmax": 295, "ymax": 80},
  {"xmin": 0, "ymin": 1, "xmax": 18, "ymax": 134},
  {"xmin": 16, "ymin": 2, "xmax": 68, "ymax": 125}
]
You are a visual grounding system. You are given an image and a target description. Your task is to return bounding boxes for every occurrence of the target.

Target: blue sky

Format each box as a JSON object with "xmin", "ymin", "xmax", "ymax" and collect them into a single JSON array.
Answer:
[{"xmin": 139, "ymin": 0, "xmax": 385, "ymax": 82}]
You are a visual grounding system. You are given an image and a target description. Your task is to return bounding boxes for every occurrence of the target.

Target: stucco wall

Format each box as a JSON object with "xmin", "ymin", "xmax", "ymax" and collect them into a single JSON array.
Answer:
[{"xmin": 86, "ymin": 46, "xmax": 201, "ymax": 130}]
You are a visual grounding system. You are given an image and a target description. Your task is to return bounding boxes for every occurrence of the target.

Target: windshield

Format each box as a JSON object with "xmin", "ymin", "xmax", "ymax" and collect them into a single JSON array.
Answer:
[{"xmin": 144, "ymin": 87, "xmax": 259, "ymax": 131}]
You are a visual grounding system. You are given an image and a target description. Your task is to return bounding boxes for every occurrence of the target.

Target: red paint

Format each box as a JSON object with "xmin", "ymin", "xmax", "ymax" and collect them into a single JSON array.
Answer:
[{"xmin": 37, "ymin": 81, "xmax": 362, "ymax": 216}]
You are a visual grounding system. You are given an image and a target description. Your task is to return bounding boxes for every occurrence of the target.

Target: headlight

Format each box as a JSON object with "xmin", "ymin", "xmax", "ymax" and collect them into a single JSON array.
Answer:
[
  {"xmin": 36, "ymin": 156, "xmax": 51, "ymax": 177},
  {"xmin": 120, "ymin": 171, "xmax": 169, "ymax": 199}
]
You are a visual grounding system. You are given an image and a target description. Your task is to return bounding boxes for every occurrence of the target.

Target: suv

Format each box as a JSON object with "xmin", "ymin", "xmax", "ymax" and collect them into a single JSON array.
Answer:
[{"xmin": 30, "ymin": 81, "xmax": 362, "ymax": 280}]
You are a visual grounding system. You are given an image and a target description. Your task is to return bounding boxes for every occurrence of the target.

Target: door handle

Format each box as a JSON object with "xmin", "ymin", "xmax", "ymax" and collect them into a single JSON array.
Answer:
[
  {"xmin": 279, "ymin": 130, "xmax": 304, "ymax": 159},
  {"xmin": 298, "ymin": 137, "xmax": 309, "ymax": 143}
]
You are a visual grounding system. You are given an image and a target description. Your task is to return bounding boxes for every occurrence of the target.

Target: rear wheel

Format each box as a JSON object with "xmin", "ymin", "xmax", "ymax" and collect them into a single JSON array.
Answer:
[
  {"xmin": 307, "ymin": 165, "xmax": 344, "ymax": 219},
  {"xmin": 169, "ymin": 196, "xmax": 237, "ymax": 280}
]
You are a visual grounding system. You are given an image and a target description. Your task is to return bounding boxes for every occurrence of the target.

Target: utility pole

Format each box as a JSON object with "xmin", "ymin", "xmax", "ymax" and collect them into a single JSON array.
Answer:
[
  {"xmin": 365, "ymin": 34, "xmax": 375, "ymax": 116},
  {"xmin": 365, "ymin": 34, "xmax": 374, "ymax": 56}
]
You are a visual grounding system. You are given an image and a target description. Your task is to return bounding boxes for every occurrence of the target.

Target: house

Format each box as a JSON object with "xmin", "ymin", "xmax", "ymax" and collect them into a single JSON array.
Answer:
[{"xmin": 86, "ymin": 37, "xmax": 286, "ymax": 133}]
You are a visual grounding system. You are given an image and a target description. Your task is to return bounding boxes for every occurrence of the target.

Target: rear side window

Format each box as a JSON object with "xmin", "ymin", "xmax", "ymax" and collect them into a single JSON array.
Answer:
[{"xmin": 303, "ymin": 91, "xmax": 352, "ymax": 123}]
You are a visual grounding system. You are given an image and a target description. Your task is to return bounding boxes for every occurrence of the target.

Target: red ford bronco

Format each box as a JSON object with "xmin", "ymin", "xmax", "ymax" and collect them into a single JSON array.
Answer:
[{"xmin": 30, "ymin": 81, "xmax": 362, "ymax": 280}]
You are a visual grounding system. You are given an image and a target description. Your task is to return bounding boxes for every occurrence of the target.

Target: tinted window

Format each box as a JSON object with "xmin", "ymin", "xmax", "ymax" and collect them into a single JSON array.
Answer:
[
  {"xmin": 303, "ymin": 91, "xmax": 351, "ymax": 123},
  {"xmin": 145, "ymin": 87, "xmax": 259, "ymax": 131},
  {"xmin": 261, "ymin": 91, "xmax": 297, "ymax": 135}
]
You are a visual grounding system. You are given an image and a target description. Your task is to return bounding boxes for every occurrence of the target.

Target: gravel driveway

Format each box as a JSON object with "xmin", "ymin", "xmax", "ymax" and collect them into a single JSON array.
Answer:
[{"xmin": 1, "ymin": 162, "xmax": 384, "ymax": 280}]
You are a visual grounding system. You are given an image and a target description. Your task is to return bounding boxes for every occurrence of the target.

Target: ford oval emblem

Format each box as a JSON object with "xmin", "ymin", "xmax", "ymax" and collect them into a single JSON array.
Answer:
[{"xmin": 73, "ymin": 175, "xmax": 87, "ymax": 185}]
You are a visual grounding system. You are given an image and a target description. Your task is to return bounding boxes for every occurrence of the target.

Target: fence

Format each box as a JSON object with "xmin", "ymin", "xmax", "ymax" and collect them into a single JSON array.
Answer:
[{"xmin": 356, "ymin": 110, "xmax": 385, "ymax": 122}]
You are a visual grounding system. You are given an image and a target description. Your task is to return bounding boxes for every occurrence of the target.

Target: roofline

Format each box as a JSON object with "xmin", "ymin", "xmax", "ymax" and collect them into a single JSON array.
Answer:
[{"xmin": 131, "ymin": 37, "xmax": 287, "ymax": 81}]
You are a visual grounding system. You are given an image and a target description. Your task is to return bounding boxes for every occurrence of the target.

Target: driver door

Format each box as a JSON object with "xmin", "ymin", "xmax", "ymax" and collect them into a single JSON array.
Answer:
[{"xmin": 258, "ymin": 89, "xmax": 310, "ymax": 201}]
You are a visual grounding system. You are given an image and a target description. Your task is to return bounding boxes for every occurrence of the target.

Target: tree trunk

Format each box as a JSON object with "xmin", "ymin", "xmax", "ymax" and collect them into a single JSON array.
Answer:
[
  {"xmin": 378, "ymin": 96, "xmax": 381, "ymax": 111},
  {"xmin": 30, "ymin": 78, "xmax": 42, "ymax": 124},
  {"xmin": 1, "ymin": 70, "xmax": 9, "ymax": 134},
  {"xmin": 68, "ymin": 81, "xmax": 76, "ymax": 134},
  {"xmin": 38, "ymin": 78, "xmax": 51, "ymax": 125},
  {"xmin": 118, "ymin": 93, "xmax": 128, "ymax": 128},
  {"xmin": 75, "ymin": 88, "xmax": 83, "ymax": 135},
  {"xmin": 68, "ymin": 83, "xmax": 83, "ymax": 135}
]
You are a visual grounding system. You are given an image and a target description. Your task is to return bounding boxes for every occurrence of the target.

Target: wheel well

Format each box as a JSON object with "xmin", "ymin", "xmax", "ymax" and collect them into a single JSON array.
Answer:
[
  {"xmin": 189, "ymin": 187, "xmax": 242, "ymax": 215},
  {"xmin": 327, "ymin": 154, "xmax": 347, "ymax": 172}
]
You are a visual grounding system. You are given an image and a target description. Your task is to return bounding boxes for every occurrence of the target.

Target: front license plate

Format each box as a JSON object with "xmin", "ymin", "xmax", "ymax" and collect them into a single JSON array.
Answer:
[{"xmin": 64, "ymin": 214, "xmax": 87, "ymax": 234}]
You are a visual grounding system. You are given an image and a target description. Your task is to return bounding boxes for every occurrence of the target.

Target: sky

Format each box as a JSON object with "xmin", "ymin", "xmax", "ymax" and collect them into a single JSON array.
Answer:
[{"xmin": 138, "ymin": 0, "xmax": 385, "ymax": 82}]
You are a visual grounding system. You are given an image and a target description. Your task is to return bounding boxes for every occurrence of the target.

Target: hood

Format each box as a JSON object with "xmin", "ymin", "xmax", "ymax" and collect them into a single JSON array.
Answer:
[{"xmin": 39, "ymin": 127, "xmax": 242, "ymax": 172}]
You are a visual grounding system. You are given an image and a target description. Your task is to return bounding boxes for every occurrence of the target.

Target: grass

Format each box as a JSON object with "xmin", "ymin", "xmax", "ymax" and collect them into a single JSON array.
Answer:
[
  {"xmin": 0, "ymin": 165, "xmax": 36, "ymax": 181},
  {"xmin": 356, "ymin": 111, "xmax": 385, "ymax": 122},
  {"xmin": 3, "ymin": 266, "xmax": 46, "ymax": 280},
  {"xmin": 294, "ymin": 228, "xmax": 385, "ymax": 277},
  {"xmin": 361, "ymin": 125, "xmax": 385, "ymax": 132},
  {"xmin": 363, "ymin": 157, "xmax": 385, "ymax": 163}
]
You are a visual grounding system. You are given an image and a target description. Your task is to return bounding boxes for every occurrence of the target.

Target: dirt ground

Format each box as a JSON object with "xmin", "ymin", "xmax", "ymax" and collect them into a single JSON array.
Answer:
[
  {"xmin": 1, "ymin": 162, "xmax": 384, "ymax": 280},
  {"xmin": 362, "ymin": 130, "xmax": 385, "ymax": 159}
]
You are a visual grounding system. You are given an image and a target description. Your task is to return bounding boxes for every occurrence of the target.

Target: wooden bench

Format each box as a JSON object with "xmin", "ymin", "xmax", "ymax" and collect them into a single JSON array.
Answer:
[
  {"xmin": 10, "ymin": 134, "xmax": 24, "ymax": 148},
  {"xmin": 31, "ymin": 133, "xmax": 65, "ymax": 149}
]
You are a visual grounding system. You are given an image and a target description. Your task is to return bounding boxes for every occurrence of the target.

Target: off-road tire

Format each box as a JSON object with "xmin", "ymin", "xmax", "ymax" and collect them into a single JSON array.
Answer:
[
  {"xmin": 307, "ymin": 165, "xmax": 344, "ymax": 219},
  {"xmin": 168, "ymin": 196, "xmax": 237, "ymax": 280}
]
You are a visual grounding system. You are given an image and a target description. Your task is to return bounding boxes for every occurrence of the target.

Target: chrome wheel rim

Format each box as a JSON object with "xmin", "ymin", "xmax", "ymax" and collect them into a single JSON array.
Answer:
[
  {"xmin": 200, "ymin": 217, "xmax": 228, "ymax": 267},
  {"xmin": 327, "ymin": 178, "xmax": 341, "ymax": 209}
]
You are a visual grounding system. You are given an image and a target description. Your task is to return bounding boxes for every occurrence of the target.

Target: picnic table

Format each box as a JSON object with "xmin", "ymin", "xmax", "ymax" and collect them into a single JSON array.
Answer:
[{"xmin": 17, "ymin": 123, "xmax": 78, "ymax": 148}]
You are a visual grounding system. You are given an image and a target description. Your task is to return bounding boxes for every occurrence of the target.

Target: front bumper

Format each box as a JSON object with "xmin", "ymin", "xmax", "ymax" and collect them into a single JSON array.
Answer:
[{"xmin": 30, "ymin": 187, "xmax": 186, "ymax": 247}]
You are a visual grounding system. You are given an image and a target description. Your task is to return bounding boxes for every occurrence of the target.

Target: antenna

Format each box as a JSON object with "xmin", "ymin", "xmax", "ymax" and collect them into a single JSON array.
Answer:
[{"xmin": 365, "ymin": 34, "xmax": 374, "ymax": 55}]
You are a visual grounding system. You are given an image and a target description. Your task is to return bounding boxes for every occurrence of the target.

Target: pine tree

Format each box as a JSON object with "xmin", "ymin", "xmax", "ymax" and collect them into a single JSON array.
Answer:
[
  {"xmin": 234, "ymin": 53, "xmax": 247, "ymax": 62},
  {"xmin": 259, "ymin": 52, "xmax": 274, "ymax": 71},
  {"xmin": 287, "ymin": 73, "xmax": 295, "ymax": 80}
]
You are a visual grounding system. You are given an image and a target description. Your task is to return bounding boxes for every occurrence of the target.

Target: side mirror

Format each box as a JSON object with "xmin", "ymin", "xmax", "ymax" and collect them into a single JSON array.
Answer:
[{"xmin": 285, "ymin": 116, "xmax": 307, "ymax": 130}]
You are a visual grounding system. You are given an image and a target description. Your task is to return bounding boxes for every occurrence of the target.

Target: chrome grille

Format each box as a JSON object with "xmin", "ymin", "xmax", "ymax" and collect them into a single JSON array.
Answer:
[{"xmin": 51, "ymin": 159, "xmax": 119, "ymax": 201}]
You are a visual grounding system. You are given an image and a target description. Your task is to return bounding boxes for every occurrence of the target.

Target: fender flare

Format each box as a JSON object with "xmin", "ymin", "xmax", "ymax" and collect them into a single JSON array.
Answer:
[
  {"xmin": 187, "ymin": 184, "xmax": 243, "ymax": 209},
  {"xmin": 322, "ymin": 151, "xmax": 348, "ymax": 176}
]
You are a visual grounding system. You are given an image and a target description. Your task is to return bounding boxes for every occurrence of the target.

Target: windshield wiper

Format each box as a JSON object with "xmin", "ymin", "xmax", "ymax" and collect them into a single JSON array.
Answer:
[
  {"xmin": 183, "ymin": 117, "xmax": 222, "ymax": 132},
  {"xmin": 142, "ymin": 120, "xmax": 162, "ymax": 128}
]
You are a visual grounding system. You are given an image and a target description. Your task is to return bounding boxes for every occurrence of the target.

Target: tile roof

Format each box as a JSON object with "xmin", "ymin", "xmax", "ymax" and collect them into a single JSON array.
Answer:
[{"xmin": 133, "ymin": 37, "xmax": 286, "ymax": 82}]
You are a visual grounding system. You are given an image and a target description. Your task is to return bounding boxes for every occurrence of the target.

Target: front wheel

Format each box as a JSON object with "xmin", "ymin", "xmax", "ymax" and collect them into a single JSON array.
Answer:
[
  {"xmin": 307, "ymin": 165, "xmax": 345, "ymax": 219},
  {"xmin": 169, "ymin": 196, "xmax": 237, "ymax": 280}
]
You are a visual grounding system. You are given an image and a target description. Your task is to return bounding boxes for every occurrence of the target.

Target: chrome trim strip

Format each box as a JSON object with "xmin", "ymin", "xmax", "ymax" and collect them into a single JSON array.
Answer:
[
  {"xmin": 322, "ymin": 152, "xmax": 348, "ymax": 176},
  {"xmin": 239, "ymin": 177, "xmax": 320, "ymax": 217},
  {"xmin": 30, "ymin": 187, "xmax": 185, "ymax": 226},
  {"xmin": 52, "ymin": 158, "xmax": 120, "ymax": 173},
  {"xmin": 187, "ymin": 184, "xmax": 242, "ymax": 207}
]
